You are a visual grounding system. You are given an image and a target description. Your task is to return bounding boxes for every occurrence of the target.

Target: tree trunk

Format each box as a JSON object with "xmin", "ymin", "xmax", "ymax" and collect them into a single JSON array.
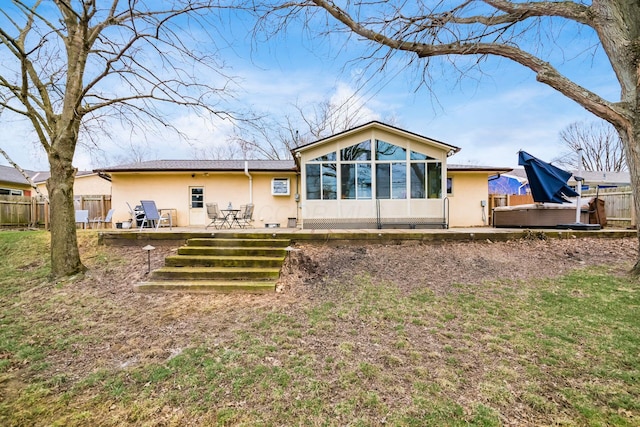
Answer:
[
  {"xmin": 626, "ymin": 121, "xmax": 640, "ymax": 275},
  {"xmin": 46, "ymin": 144, "xmax": 86, "ymax": 278}
]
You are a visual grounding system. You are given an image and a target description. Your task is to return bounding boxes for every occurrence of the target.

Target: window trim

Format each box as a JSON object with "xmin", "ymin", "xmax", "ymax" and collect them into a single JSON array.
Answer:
[{"xmin": 271, "ymin": 178, "xmax": 290, "ymax": 196}]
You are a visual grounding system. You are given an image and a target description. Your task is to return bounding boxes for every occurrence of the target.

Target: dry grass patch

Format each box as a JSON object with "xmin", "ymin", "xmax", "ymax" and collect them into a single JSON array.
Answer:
[{"xmin": 0, "ymin": 230, "xmax": 638, "ymax": 426}]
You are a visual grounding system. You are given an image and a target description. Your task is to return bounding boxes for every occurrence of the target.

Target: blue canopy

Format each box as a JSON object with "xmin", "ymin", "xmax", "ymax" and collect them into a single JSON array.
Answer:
[{"xmin": 518, "ymin": 151, "xmax": 578, "ymax": 203}]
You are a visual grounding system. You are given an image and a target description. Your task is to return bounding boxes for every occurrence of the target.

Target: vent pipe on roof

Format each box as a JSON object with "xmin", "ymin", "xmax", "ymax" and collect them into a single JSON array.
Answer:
[{"xmin": 244, "ymin": 160, "xmax": 253, "ymax": 203}]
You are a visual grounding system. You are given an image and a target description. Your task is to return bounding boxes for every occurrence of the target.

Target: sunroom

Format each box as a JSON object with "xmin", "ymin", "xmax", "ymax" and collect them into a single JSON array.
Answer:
[{"xmin": 293, "ymin": 121, "xmax": 460, "ymax": 229}]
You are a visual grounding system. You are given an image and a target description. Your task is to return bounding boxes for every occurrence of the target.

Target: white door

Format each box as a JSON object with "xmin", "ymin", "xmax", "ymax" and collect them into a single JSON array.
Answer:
[{"xmin": 189, "ymin": 186, "xmax": 205, "ymax": 226}]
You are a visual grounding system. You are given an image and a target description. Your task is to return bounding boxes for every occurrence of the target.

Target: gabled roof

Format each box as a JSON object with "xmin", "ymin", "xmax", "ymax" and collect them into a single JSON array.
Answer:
[
  {"xmin": 567, "ymin": 170, "xmax": 630, "ymax": 186},
  {"xmin": 0, "ymin": 165, "xmax": 34, "ymax": 185},
  {"xmin": 292, "ymin": 121, "xmax": 461, "ymax": 156},
  {"xmin": 96, "ymin": 159, "xmax": 297, "ymax": 173},
  {"xmin": 509, "ymin": 167, "xmax": 630, "ymax": 186},
  {"xmin": 30, "ymin": 170, "xmax": 95, "ymax": 184}
]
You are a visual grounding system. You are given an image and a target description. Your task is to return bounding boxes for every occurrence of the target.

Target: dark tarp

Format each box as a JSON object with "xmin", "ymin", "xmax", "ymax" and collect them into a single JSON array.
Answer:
[{"xmin": 518, "ymin": 151, "xmax": 578, "ymax": 203}]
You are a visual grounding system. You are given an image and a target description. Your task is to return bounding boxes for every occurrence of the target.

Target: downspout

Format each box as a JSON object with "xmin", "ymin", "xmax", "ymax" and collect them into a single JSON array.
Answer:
[{"xmin": 244, "ymin": 160, "xmax": 253, "ymax": 203}]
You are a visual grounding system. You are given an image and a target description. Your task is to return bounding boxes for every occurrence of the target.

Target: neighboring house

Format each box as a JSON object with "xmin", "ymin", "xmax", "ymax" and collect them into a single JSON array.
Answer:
[
  {"xmin": 96, "ymin": 160, "xmax": 298, "ymax": 228},
  {"xmin": 96, "ymin": 121, "xmax": 511, "ymax": 229},
  {"xmin": 508, "ymin": 167, "xmax": 630, "ymax": 192},
  {"xmin": 488, "ymin": 173, "xmax": 529, "ymax": 195},
  {"xmin": 31, "ymin": 170, "xmax": 112, "ymax": 197},
  {"xmin": 0, "ymin": 164, "xmax": 35, "ymax": 196}
]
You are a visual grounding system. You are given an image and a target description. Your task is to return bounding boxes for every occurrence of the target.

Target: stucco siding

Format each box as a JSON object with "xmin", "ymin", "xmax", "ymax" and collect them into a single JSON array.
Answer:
[
  {"xmin": 36, "ymin": 174, "xmax": 111, "ymax": 197},
  {"xmin": 447, "ymin": 172, "xmax": 490, "ymax": 227},
  {"xmin": 110, "ymin": 171, "xmax": 297, "ymax": 228}
]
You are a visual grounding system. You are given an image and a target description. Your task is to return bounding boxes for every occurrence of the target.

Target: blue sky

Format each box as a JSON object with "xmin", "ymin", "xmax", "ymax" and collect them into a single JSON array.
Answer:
[{"xmin": 0, "ymin": 3, "xmax": 617, "ymax": 172}]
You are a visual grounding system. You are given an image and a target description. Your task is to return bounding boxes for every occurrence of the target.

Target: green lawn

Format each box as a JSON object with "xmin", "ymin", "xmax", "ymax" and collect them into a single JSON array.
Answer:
[{"xmin": 0, "ymin": 230, "xmax": 638, "ymax": 426}]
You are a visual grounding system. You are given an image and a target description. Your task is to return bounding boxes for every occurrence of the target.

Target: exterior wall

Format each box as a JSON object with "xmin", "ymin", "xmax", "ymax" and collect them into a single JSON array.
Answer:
[
  {"xmin": 447, "ymin": 171, "xmax": 491, "ymax": 227},
  {"xmin": 110, "ymin": 171, "xmax": 297, "ymax": 228},
  {"xmin": 0, "ymin": 180, "xmax": 32, "ymax": 196},
  {"xmin": 74, "ymin": 174, "xmax": 112, "ymax": 195},
  {"xmin": 298, "ymin": 126, "xmax": 448, "ymax": 228},
  {"xmin": 36, "ymin": 174, "xmax": 111, "ymax": 197}
]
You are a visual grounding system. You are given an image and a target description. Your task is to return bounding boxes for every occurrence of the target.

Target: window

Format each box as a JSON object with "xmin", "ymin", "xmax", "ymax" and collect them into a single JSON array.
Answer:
[
  {"xmin": 341, "ymin": 141, "xmax": 372, "ymax": 199},
  {"xmin": 376, "ymin": 139, "xmax": 406, "ymax": 160},
  {"xmin": 190, "ymin": 187, "xmax": 203, "ymax": 208},
  {"xmin": 375, "ymin": 140, "xmax": 407, "ymax": 199},
  {"xmin": 305, "ymin": 141, "xmax": 443, "ymax": 201},
  {"xmin": 306, "ymin": 153, "xmax": 337, "ymax": 200},
  {"xmin": 0, "ymin": 188, "xmax": 23, "ymax": 196},
  {"xmin": 447, "ymin": 177, "xmax": 453, "ymax": 195},
  {"xmin": 272, "ymin": 178, "xmax": 290, "ymax": 196},
  {"xmin": 427, "ymin": 163, "xmax": 442, "ymax": 198},
  {"xmin": 410, "ymin": 163, "xmax": 425, "ymax": 198}
]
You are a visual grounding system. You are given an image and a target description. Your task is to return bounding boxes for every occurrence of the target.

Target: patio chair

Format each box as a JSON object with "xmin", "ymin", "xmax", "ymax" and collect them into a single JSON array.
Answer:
[
  {"xmin": 75, "ymin": 209, "xmax": 89, "ymax": 229},
  {"xmin": 205, "ymin": 203, "xmax": 226, "ymax": 229},
  {"xmin": 238, "ymin": 203, "xmax": 254, "ymax": 228},
  {"xmin": 89, "ymin": 208, "xmax": 115, "ymax": 229},
  {"xmin": 138, "ymin": 200, "xmax": 172, "ymax": 231}
]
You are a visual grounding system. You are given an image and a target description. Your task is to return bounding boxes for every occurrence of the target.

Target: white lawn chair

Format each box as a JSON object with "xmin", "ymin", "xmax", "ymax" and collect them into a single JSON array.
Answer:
[
  {"xmin": 75, "ymin": 210, "xmax": 89, "ymax": 229},
  {"xmin": 138, "ymin": 200, "xmax": 171, "ymax": 231},
  {"xmin": 90, "ymin": 208, "xmax": 115, "ymax": 229}
]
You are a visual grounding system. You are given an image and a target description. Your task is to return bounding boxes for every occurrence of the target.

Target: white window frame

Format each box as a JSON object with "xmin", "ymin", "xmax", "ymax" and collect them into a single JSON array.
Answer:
[
  {"xmin": 272, "ymin": 178, "xmax": 290, "ymax": 196},
  {"xmin": 0, "ymin": 188, "xmax": 23, "ymax": 196}
]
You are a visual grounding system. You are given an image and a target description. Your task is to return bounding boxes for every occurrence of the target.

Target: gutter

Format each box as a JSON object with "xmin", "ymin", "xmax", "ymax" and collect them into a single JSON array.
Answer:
[{"xmin": 244, "ymin": 160, "xmax": 253, "ymax": 203}]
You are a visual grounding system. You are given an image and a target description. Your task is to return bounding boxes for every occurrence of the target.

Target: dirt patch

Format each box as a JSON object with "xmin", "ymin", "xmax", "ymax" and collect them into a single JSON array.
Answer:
[{"xmin": 280, "ymin": 235, "xmax": 636, "ymax": 297}]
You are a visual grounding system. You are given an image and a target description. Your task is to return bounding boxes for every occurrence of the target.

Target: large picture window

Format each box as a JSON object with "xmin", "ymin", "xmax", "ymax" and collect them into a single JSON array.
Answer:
[
  {"xmin": 305, "ymin": 141, "xmax": 443, "ymax": 201},
  {"xmin": 410, "ymin": 150, "xmax": 441, "ymax": 199},
  {"xmin": 375, "ymin": 140, "xmax": 407, "ymax": 199},
  {"xmin": 341, "ymin": 140, "xmax": 372, "ymax": 199},
  {"xmin": 306, "ymin": 153, "xmax": 337, "ymax": 200}
]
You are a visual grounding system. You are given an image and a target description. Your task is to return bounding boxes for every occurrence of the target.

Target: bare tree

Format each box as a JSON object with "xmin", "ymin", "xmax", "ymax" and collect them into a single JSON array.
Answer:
[
  {"xmin": 226, "ymin": 87, "xmax": 395, "ymax": 159},
  {"xmin": 556, "ymin": 121, "xmax": 626, "ymax": 173},
  {"xmin": 262, "ymin": 0, "xmax": 640, "ymax": 272},
  {"xmin": 0, "ymin": 1, "xmax": 235, "ymax": 278}
]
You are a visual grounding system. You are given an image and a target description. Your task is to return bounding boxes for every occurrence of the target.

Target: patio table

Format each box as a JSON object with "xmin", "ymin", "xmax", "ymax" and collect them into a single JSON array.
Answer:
[{"xmin": 221, "ymin": 209, "xmax": 241, "ymax": 228}]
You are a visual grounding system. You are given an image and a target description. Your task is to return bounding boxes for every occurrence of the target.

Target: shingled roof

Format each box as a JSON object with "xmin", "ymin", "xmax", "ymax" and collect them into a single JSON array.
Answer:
[
  {"xmin": 0, "ymin": 165, "xmax": 34, "ymax": 185},
  {"xmin": 95, "ymin": 159, "xmax": 297, "ymax": 173}
]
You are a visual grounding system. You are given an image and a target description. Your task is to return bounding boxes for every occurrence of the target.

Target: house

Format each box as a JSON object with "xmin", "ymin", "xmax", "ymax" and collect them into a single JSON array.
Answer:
[
  {"xmin": 507, "ymin": 167, "xmax": 630, "ymax": 192},
  {"xmin": 488, "ymin": 173, "xmax": 529, "ymax": 195},
  {"xmin": 97, "ymin": 121, "xmax": 511, "ymax": 228},
  {"xmin": 31, "ymin": 170, "xmax": 112, "ymax": 197},
  {"xmin": 0, "ymin": 164, "xmax": 36, "ymax": 196}
]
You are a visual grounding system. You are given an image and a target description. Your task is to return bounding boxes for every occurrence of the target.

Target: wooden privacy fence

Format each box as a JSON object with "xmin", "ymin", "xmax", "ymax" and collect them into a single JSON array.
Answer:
[
  {"xmin": 0, "ymin": 195, "xmax": 48, "ymax": 227},
  {"xmin": 583, "ymin": 186, "xmax": 635, "ymax": 228},
  {"xmin": 0, "ymin": 194, "xmax": 111, "ymax": 228},
  {"xmin": 74, "ymin": 195, "xmax": 112, "ymax": 223}
]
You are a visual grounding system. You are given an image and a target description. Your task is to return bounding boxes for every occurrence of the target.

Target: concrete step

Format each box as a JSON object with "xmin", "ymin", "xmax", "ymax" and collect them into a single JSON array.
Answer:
[
  {"xmin": 165, "ymin": 255, "xmax": 285, "ymax": 268},
  {"xmin": 150, "ymin": 266, "xmax": 281, "ymax": 281},
  {"xmin": 178, "ymin": 246, "xmax": 287, "ymax": 257},
  {"xmin": 187, "ymin": 238, "xmax": 291, "ymax": 248},
  {"xmin": 134, "ymin": 280, "xmax": 276, "ymax": 293}
]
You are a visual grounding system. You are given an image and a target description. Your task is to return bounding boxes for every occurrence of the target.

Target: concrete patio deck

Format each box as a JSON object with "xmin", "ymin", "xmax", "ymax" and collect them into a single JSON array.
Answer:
[{"xmin": 96, "ymin": 226, "xmax": 637, "ymax": 246}]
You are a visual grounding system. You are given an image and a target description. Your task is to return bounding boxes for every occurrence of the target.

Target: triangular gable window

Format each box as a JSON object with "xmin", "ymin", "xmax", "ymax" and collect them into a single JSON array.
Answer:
[
  {"xmin": 341, "ymin": 140, "xmax": 371, "ymax": 161},
  {"xmin": 375, "ymin": 140, "xmax": 406, "ymax": 161},
  {"xmin": 309, "ymin": 152, "xmax": 336, "ymax": 162},
  {"xmin": 410, "ymin": 151, "xmax": 437, "ymax": 161}
]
